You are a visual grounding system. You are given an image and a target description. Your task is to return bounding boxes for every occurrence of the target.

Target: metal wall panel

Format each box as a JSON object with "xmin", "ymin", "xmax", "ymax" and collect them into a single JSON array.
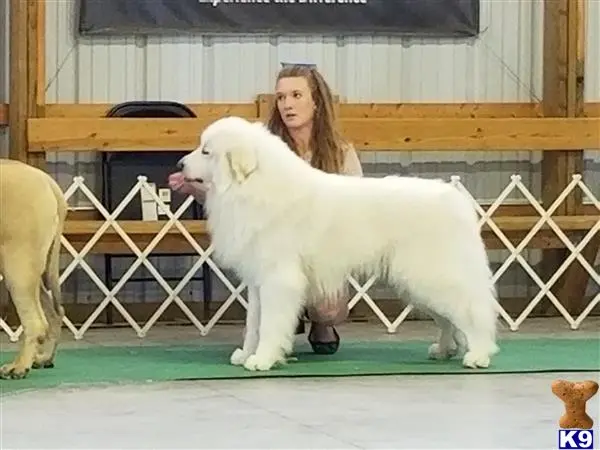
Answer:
[{"xmin": 44, "ymin": 0, "xmax": 547, "ymax": 202}]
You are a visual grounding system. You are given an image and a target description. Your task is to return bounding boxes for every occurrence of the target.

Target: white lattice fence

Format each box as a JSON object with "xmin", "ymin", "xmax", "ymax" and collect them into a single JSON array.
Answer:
[{"xmin": 1, "ymin": 174, "xmax": 598, "ymax": 342}]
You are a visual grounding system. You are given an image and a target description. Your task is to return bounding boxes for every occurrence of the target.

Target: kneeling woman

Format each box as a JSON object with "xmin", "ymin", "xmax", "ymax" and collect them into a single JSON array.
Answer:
[{"xmin": 168, "ymin": 63, "xmax": 363, "ymax": 354}]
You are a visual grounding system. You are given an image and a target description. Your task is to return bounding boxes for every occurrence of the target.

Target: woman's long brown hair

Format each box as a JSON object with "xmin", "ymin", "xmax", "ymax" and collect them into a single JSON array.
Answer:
[{"xmin": 267, "ymin": 65, "xmax": 348, "ymax": 174}]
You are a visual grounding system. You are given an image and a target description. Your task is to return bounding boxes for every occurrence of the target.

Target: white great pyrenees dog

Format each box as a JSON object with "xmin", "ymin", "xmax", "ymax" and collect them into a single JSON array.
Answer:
[{"xmin": 179, "ymin": 116, "xmax": 500, "ymax": 372}]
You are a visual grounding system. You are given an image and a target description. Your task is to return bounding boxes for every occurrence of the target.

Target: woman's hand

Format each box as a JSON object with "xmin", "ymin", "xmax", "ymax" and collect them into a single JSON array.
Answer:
[{"xmin": 168, "ymin": 171, "xmax": 205, "ymax": 196}]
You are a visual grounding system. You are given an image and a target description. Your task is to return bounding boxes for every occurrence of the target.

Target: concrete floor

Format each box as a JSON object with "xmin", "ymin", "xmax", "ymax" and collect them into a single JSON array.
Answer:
[{"xmin": 1, "ymin": 318, "xmax": 599, "ymax": 449}]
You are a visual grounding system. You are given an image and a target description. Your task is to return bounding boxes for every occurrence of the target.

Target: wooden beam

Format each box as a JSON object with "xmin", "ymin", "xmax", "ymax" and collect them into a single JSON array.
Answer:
[
  {"xmin": 63, "ymin": 217, "xmax": 598, "ymax": 236},
  {"xmin": 540, "ymin": 0, "xmax": 570, "ymax": 306},
  {"xmin": 5, "ymin": 101, "xmax": 598, "ymax": 130},
  {"xmin": 337, "ymin": 103, "xmax": 545, "ymax": 118},
  {"xmin": 584, "ymin": 102, "xmax": 600, "ymax": 117},
  {"xmin": 27, "ymin": 0, "xmax": 39, "ymax": 115},
  {"xmin": 564, "ymin": 0, "xmax": 586, "ymax": 212},
  {"xmin": 27, "ymin": 117, "xmax": 600, "ymax": 153},
  {"xmin": 8, "ymin": 0, "xmax": 29, "ymax": 161},
  {"xmin": 39, "ymin": 102, "xmax": 259, "ymax": 120},
  {"xmin": 0, "ymin": 104, "xmax": 7, "ymax": 127},
  {"xmin": 37, "ymin": 101, "xmax": 600, "ymax": 120},
  {"xmin": 26, "ymin": 0, "xmax": 45, "ymax": 169},
  {"xmin": 59, "ymin": 234, "xmax": 575, "ymax": 253},
  {"xmin": 64, "ymin": 203, "xmax": 600, "ymax": 221},
  {"xmin": 542, "ymin": 0, "xmax": 586, "ymax": 215},
  {"xmin": 59, "ymin": 216, "xmax": 598, "ymax": 254},
  {"xmin": 341, "ymin": 117, "xmax": 599, "ymax": 151}
]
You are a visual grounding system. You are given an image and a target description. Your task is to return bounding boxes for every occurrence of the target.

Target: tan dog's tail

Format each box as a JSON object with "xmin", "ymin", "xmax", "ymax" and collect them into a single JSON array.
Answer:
[{"xmin": 43, "ymin": 176, "xmax": 68, "ymax": 316}]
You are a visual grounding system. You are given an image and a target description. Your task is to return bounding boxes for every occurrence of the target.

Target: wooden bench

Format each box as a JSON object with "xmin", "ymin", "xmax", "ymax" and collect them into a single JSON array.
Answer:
[{"xmin": 61, "ymin": 216, "xmax": 599, "ymax": 253}]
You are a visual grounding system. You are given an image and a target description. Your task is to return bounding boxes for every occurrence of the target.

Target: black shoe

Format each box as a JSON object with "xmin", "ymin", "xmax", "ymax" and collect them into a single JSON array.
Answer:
[{"xmin": 308, "ymin": 326, "xmax": 340, "ymax": 355}]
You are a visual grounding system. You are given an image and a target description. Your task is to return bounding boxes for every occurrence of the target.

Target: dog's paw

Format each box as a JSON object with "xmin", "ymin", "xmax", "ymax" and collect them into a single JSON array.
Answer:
[
  {"xmin": 32, "ymin": 360, "xmax": 55, "ymax": 370},
  {"xmin": 243, "ymin": 353, "xmax": 281, "ymax": 372},
  {"xmin": 230, "ymin": 348, "xmax": 250, "ymax": 366},
  {"xmin": 462, "ymin": 351, "xmax": 490, "ymax": 369},
  {"xmin": 0, "ymin": 362, "xmax": 31, "ymax": 380},
  {"xmin": 428, "ymin": 342, "xmax": 458, "ymax": 360}
]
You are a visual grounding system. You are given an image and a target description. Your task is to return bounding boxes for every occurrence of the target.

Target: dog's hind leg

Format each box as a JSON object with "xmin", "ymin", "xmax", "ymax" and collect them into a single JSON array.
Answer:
[
  {"xmin": 243, "ymin": 269, "xmax": 306, "ymax": 371},
  {"xmin": 455, "ymin": 295, "xmax": 499, "ymax": 369},
  {"xmin": 403, "ymin": 276, "xmax": 498, "ymax": 369},
  {"xmin": 0, "ymin": 258, "xmax": 49, "ymax": 379},
  {"xmin": 34, "ymin": 228, "xmax": 65, "ymax": 369},
  {"xmin": 33, "ymin": 286, "xmax": 63, "ymax": 369},
  {"xmin": 427, "ymin": 312, "xmax": 461, "ymax": 360},
  {"xmin": 231, "ymin": 285, "xmax": 261, "ymax": 366},
  {"xmin": 434, "ymin": 287, "xmax": 499, "ymax": 369}
]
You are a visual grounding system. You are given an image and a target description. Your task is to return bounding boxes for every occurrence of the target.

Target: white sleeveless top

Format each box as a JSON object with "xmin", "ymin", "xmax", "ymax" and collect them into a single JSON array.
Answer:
[{"xmin": 301, "ymin": 145, "xmax": 363, "ymax": 177}]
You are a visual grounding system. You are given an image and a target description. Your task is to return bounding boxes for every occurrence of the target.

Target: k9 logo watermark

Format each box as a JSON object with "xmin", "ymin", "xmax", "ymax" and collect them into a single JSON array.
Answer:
[{"xmin": 558, "ymin": 429, "xmax": 595, "ymax": 449}]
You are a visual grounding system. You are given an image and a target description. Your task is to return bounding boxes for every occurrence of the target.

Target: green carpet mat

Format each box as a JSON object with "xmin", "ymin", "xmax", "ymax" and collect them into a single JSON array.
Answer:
[{"xmin": 1, "ymin": 337, "xmax": 598, "ymax": 395}]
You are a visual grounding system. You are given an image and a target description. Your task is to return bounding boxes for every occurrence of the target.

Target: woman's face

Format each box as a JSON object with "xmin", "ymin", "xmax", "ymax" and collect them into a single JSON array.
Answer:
[{"xmin": 275, "ymin": 76, "xmax": 316, "ymax": 130}]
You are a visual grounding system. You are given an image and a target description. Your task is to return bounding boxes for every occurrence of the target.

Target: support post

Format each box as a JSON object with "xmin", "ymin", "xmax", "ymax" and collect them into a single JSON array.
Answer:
[
  {"xmin": 555, "ymin": 0, "xmax": 599, "ymax": 315},
  {"xmin": 540, "ymin": 0, "xmax": 594, "ymax": 316},
  {"xmin": 8, "ymin": 0, "xmax": 45, "ymax": 167},
  {"xmin": 8, "ymin": 0, "xmax": 29, "ymax": 161},
  {"xmin": 27, "ymin": 0, "xmax": 46, "ymax": 169}
]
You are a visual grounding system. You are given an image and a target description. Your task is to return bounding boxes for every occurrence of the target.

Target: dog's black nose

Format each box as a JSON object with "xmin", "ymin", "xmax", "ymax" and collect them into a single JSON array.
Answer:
[{"xmin": 176, "ymin": 160, "xmax": 184, "ymax": 170}]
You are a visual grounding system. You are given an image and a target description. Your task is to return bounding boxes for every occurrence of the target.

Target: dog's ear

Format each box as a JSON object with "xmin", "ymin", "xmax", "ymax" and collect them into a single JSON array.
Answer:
[
  {"xmin": 224, "ymin": 145, "xmax": 258, "ymax": 184},
  {"xmin": 212, "ymin": 143, "xmax": 258, "ymax": 193}
]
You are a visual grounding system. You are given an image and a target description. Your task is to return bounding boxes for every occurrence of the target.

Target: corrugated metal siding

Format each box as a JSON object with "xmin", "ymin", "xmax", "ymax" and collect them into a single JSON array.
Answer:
[
  {"xmin": 44, "ymin": 0, "xmax": 549, "ymax": 207},
  {"xmin": 7, "ymin": 0, "xmax": 596, "ymax": 309},
  {"xmin": 45, "ymin": 0, "xmax": 546, "ymax": 199}
]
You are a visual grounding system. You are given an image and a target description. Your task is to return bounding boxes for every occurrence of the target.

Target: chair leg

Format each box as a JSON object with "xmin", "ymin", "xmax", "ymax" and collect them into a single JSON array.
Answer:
[{"xmin": 202, "ymin": 264, "xmax": 212, "ymax": 321}]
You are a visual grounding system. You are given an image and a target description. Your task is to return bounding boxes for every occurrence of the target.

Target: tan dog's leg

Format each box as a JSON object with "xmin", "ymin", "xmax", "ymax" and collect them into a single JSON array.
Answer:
[
  {"xmin": 33, "ymin": 286, "xmax": 63, "ymax": 369},
  {"xmin": 33, "ymin": 232, "xmax": 64, "ymax": 369},
  {"xmin": 0, "ymin": 260, "xmax": 49, "ymax": 379}
]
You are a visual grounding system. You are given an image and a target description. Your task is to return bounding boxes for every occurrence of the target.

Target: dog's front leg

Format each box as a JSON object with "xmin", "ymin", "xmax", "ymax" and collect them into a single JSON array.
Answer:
[
  {"xmin": 243, "ymin": 274, "xmax": 304, "ymax": 371},
  {"xmin": 230, "ymin": 285, "xmax": 260, "ymax": 366}
]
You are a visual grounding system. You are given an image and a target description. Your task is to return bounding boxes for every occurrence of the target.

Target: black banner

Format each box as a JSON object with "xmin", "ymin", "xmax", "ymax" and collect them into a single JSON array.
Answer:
[{"xmin": 77, "ymin": 0, "xmax": 480, "ymax": 37}]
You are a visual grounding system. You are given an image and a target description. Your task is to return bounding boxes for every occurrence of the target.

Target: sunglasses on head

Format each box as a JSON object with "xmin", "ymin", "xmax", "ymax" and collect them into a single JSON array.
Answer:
[{"xmin": 280, "ymin": 62, "xmax": 318, "ymax": 69}]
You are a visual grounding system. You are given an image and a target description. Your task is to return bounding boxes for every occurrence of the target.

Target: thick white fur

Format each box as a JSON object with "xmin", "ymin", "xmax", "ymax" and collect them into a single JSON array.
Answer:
[{"xmin": 180, "ymin": 116, "xmax": 500, "ymax": 371}]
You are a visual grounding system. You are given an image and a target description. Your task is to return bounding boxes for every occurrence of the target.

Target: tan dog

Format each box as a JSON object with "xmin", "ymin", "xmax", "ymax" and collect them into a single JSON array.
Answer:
[{"xmin": 0, "ymin": 159, "xmax": 67, "ymax": 379}]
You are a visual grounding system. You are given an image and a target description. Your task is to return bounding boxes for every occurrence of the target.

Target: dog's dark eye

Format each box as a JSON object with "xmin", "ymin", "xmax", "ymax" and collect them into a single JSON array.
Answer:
[{"xmin": 201, "ymin": 148, "xmax": 209, "ymax": 155}]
